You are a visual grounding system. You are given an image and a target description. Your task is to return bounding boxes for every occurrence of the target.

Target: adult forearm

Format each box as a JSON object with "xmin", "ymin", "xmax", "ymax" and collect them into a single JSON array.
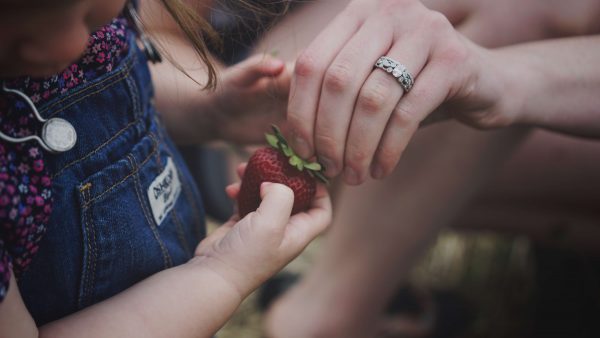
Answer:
[
  {"xmin": 40, "ymin": 259, "xmax": 243, "ymax": 338},
  {"xmin": 502, "ymin": 35, "xmax": 600, "ymax": 137}
]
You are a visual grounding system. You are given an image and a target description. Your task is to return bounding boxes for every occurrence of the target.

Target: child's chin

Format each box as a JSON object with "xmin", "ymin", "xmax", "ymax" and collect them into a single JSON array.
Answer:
[{"xmin": 1, "ymin": 62, "xmax": 68, "ymax": 78}]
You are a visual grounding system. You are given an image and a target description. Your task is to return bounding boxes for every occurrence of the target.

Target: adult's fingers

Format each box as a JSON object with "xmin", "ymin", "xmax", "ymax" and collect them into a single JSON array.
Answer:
[
  {"xmin": 314, "ymin": 17, "xmax": 394, "ymax": 177},
  {"xmin": 371, "ymin": 60, "xmax": 455, "ymax": 179},
  {"xmin": 343, "ymin": 33, "xmax": 431, "ymax": 185},
  {"xmin": 287, "ymin": 6, "xmax": 364, "ymax": 159},
  {"xmin": 421, "ymin": 0, "xmax": 474, "ymax": 25}
]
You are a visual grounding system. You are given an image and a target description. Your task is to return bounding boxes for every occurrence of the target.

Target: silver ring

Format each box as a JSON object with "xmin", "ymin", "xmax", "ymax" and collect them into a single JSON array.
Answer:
[{"xmin": 375, "ymin": 56, "xmax": 414, "ymax": 93}]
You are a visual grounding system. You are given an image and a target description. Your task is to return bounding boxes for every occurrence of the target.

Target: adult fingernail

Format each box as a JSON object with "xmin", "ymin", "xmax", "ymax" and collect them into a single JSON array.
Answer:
[
  {"xmin": 344, "ymin": 167, "xmax": 359, "ymax": 185},
  {"xmin": 372, "ymin": 165, "xmax": 384, "ymax": 180},
  {"xmin": 319, "ymin": 156, "xmax": 336, "ymax": 175},
  {"xmin": 293, "ymin": 136, "xmax": 310, "ymax": 157}
]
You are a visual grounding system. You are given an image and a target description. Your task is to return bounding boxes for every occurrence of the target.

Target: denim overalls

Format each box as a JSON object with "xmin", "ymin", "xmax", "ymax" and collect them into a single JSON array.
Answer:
[{"xmin": 16, "ymin": 34, "xmax": 206, "ymax": 325}]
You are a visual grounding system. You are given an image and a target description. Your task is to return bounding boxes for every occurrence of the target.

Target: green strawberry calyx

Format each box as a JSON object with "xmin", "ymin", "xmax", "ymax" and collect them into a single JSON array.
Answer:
[{"xmin": 266, "ymin": 125, "xmax": 329, "ymax": 185}]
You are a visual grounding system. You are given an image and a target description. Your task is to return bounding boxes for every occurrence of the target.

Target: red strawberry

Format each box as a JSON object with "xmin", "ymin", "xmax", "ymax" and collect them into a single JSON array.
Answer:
[{"xmin": 237, "ymin": 126, "xmax": 328, "ymax": 217}]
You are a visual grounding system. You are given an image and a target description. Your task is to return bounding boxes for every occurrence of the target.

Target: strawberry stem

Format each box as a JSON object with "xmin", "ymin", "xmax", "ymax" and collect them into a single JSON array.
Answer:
[{"xmin": 266, "ymin": 125, "xmax": 329, "ymax": 184}]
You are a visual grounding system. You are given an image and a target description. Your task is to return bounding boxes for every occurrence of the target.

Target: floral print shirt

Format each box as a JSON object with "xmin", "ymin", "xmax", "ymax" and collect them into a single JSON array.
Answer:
[{"xmin": 0, "ymin": 16, "xmax": 130, "ymax": 301}]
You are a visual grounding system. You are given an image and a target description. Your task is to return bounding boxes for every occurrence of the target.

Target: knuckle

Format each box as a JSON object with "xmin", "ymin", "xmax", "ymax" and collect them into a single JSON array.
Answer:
[
  {"xmin": 346, "ymin": 145, "xmax": 370, "ymax": 167},
  {"xmin": 295, "ymin": 51, "xmax": 321, "ymax": 78},
  {"xmin": 357, "ymin": 85, "xmax": 389, "ymax": 114},
  {"xmin": 427, "ymin": 11, "xmax": 452, "ymax": 32},
  {"xmin": 324, "ymin": 63, "xmax": 353, "ymax": 93},
  {"xmin": 315, "ymin": 133, "xmax": 342, "ymax": 162},
  {"xmin": 390, "ymin": 104, "xmax": 418, "ymax": 129}
]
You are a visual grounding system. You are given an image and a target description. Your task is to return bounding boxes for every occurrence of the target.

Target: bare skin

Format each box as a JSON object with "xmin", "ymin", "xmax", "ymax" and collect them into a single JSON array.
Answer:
[
  {"xmin": 0, "ymin": 1, "xmax": 331, "ymax": 337},
  {"xmin": 256, "ymin": 1, "xmax": 600, "ymax": 337}
]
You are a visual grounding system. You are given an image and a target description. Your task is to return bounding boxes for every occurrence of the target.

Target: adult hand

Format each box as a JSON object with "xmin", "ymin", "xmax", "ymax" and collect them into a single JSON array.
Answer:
[
  {"xmin": 286, "ymin": 0, "xmax": 506, "ymax": 185},
  {"xmin": 194, "ymin": 163, "xmax": 332, "ymax": 296}
]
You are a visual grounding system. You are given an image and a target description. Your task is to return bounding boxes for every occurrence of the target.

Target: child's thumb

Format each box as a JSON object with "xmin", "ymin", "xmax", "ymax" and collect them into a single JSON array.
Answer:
[{"xmin": 254, "ymin": 182, "xmax": 294, "ymax": 229}]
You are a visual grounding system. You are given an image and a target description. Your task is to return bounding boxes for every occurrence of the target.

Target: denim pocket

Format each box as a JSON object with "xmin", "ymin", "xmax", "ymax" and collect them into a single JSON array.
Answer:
[{"xmin": 76, "ymin": 127, "xmax": 204, "ymax": 308}]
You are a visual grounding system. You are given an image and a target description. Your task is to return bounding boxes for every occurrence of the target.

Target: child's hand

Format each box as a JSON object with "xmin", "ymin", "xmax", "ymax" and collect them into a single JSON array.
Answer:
[
  {"xmin": 194, "ymin": 164, "xmax": 332, "ymax": 297},
  {"xmin": 210, "ymin": 55, "xmax": 292, "ymax": 144}
]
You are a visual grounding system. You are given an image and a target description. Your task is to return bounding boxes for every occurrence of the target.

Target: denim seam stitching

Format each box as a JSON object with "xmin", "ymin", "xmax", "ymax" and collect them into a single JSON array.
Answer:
[
  {"xmin": 81, "ymin": 133, "xmax": 158, "ymax": 207},
  {"xmin": 170, "ymin": 209, "xmax": 192, "ymax": 257},
  {"xmin": 41, "ymin": 53, "xmax": 136, "ymax": 116},
  {"xmin": 125, "ymin": 71, "xmax": 141, "ymax": 120},
  {"xmin": 46, "ymin": 70, "xmax": 129, "ymax": 118},
  {"xmin": 86, "ymin": 198, "xmax": 99, "ymax": 306},
  {"xmin": 129, "ymin": 153, "xmax": 173, "ymax": 268},
  {"xmin": 52, "ymin": 119, "xmax": 140, "ymax": 179},
  {"xmin": 77, "ymin": 189, "xmax": 88, "ymax": 308},
  {"xmin": 147, "ymin": 149, "xmax": 191, "ymax": 256},
  {"xmin": 78, "ymin": 185, "xmax": 97, "ymax": 308},
  {"xmin": 155, "ymin": 125, "xmax": 203, "ymax": 236}
]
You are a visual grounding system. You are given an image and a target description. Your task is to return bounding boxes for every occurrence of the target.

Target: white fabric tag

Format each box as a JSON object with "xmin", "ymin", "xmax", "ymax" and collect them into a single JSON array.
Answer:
[{"xmin": 147, "ymin": 157, "xmax": 181, "ymax": 226}]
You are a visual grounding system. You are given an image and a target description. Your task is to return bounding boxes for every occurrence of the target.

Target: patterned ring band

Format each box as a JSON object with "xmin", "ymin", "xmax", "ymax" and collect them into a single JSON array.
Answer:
[{"xmin": 374, "ymin": 56, "xmax": 414, "ymax": 93}]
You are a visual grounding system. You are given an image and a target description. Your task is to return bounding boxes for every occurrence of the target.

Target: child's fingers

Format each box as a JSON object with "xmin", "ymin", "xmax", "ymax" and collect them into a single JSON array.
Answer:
[
  {"xmin": 225, "ymin": 183, "xmax": 241, "ymax": 199},
  {"xmin": 225, "ymin": 163, "xmax": 247, "ymax": 199},
  {"xmin": 255, "ymin": 62, "xmax": 292, "ymax": 98},
  {"xmin": 302, "ymin": 185, "xmax": 332, "ymax": 229},
  {"xmin": 286, "ymin": 185, "xmax": 333, "ymax": 246},
  {"xmin": 309, "ymin": 184, "xmax": 332, "ymax": 212},
  {"xmin": 253, "ymin": 182, "xmax": 294, "ymax": 230},
  {"xmin": 231, "ymin": 54, "xmax": 285, "ymax": 87},
  {"xmin": 273, "ymin": 62, "xmax": 293, "ymax": 95},
  {"xmin": 236, "ymin": 163, "xmax": 247, "ymax": 179}
]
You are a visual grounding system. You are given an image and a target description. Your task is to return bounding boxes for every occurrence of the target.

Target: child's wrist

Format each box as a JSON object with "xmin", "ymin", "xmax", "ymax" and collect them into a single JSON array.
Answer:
[{"xmin": 186, "ymin": 256, "xmax": 253, "ymax": 301}]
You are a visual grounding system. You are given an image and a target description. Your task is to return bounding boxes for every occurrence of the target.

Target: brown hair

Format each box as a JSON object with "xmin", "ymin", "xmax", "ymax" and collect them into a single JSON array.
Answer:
[
  {"xmin": 158, "ymin": 0, "xmax": 220, "ymax": 89},
  {"xmin": 155, "ymin": 0, "xmax": 290, "ymax": 90}
]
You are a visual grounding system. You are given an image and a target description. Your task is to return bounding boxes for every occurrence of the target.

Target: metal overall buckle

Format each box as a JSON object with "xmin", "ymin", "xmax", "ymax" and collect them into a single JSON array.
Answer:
[{"xmin": 0, "ymin": 82, "xmax": 77, "ymax": 153}]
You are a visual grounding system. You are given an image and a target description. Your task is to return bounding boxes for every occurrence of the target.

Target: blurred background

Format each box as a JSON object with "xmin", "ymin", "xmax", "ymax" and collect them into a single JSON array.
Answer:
[
  {"xmin": 211, "ymin": 222, "xmax": 600, "ymax": 338},
  {"xmin": 186, "ymin": 1, "xmax": 600, "ymax": 337}
]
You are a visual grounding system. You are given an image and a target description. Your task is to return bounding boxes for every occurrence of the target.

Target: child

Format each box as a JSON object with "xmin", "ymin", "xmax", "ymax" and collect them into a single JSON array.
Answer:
[{"xmin": 0, "ymin": 0, "xmax": 331, "ymax": 337}]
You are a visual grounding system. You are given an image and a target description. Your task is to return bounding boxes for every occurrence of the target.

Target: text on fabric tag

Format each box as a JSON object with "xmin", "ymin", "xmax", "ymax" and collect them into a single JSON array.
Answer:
[{"xmin": 147, "ymin": 157, "xmax": 181, "ymax": 226}]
